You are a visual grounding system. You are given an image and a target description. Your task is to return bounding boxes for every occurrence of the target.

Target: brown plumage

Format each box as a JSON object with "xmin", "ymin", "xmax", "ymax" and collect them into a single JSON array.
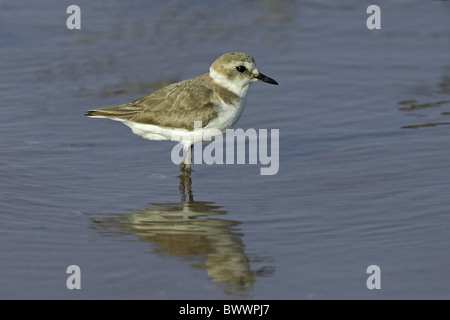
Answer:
[{"xmin": 84, "ymin": 74, "xmax": 240, "ymax": 130}]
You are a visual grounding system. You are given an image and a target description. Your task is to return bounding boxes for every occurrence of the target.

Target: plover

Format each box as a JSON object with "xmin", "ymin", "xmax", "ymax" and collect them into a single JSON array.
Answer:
[{"xmin": 84, "ymin": 52, "xmax": 278, "ymax": 174}]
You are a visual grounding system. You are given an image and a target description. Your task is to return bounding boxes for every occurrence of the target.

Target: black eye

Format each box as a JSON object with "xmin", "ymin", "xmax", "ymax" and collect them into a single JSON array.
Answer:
[{"xmin": 236, "ymin": 66, "xmax": 247, "ymax": 73}]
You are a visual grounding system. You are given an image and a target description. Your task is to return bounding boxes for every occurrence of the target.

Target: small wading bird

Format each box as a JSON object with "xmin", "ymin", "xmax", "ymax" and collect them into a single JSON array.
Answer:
[{"xmin": 84, "ymin": 52, "xmax": 278, "ymax": 175}]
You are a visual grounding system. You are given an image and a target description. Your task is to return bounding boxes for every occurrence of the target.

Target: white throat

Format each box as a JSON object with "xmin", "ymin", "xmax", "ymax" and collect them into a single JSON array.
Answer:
[{"xmin": 209, "ymin": 68, "xmax": 250, "ymax": 98}]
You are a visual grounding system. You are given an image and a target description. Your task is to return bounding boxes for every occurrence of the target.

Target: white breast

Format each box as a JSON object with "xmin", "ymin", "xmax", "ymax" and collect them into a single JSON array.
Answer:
[{"xmin": 204, "ymin": 96, "xmax": 247, "ymax": 133}]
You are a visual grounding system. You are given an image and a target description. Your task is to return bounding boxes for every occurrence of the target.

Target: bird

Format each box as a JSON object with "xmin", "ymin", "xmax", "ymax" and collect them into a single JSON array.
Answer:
[{"xmin": 84, "ymin": 52, "xmax": 278, "ymax": 175}]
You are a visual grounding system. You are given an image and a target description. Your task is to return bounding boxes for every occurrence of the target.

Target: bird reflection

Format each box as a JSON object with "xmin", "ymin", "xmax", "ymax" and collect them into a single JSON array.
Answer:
[{"xmin": 90, "ymin": 172, "xmax": 269, "ymax": 295}]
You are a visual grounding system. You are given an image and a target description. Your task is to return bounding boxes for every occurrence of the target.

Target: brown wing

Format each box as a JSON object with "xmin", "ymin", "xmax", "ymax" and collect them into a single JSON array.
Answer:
[{"xmin": 85, "ymin": 74, "xmax": 219, "ymax": 130}]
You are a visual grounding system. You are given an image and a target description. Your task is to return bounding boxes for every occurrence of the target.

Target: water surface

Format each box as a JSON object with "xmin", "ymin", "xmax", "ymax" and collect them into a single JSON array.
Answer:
[{"xmin": 1, "ymin": 0, "xmax": 450, "ymax": 299}]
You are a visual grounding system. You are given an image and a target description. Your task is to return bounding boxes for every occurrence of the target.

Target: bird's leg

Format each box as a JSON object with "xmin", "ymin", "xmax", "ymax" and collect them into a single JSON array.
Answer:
[
  {"xmin": 179, "ymin": 145, "xmax": 194, "ymax": 203},
  {"xmin": 186, "ymin": 171, "xmax": 193, "ymax": 202},
  {"xmin": 183, "ymin": 144, "xmax": 193, "ymax": 176},
  {"xmin": 186, "ymin": 164, "xmax": 192, "ymax": 176},
  {"xmin": 179, "ymin": 169, "xmax": 186, "ymax": 202},
  {"xmin": 179, "ymin": 162, "xmax": 185, "ymax": 175},
  {"xmin": 186, "ymin": 145, "xmax": 193, "ymax": 176}
]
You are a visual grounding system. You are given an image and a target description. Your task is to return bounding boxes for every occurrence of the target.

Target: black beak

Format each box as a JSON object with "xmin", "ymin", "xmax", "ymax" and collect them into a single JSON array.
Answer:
[{"xmin": 256, "ymin": 73, "xmax": 278, "ymax": 85}]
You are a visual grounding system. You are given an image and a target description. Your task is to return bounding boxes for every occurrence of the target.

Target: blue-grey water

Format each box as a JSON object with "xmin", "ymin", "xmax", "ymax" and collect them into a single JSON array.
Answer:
[{"xmin": 1, "ymin": 0, "xmax": 450, "ymax": 299}]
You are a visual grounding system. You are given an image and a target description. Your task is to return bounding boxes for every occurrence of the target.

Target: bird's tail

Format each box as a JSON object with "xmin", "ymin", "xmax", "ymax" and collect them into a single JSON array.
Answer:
[{"xmin": 84, "ymin": 104, "xmax": 139, "ymax": 119}]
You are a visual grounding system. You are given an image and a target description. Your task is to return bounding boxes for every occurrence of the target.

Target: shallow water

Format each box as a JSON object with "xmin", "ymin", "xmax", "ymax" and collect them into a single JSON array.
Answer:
[{"xmin": 1, "ymin": 0, "xmax": 450, "ymax": 299}]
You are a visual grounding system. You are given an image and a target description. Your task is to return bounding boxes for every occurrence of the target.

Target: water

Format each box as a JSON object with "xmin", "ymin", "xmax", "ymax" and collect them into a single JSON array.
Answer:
[{"xmin": 1, "ymin": 0, "xmax": 449, "ymax": 299}]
